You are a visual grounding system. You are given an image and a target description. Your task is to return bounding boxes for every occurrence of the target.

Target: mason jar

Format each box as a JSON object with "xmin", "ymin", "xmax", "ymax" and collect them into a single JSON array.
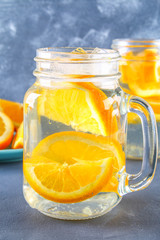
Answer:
[
  {"xmin": 23, "ymin": 47, "xmax": 157, "ymax": 220},
  {"xmin": 112, "ymin": 39, "xmax": 160, "ymax": 159}
]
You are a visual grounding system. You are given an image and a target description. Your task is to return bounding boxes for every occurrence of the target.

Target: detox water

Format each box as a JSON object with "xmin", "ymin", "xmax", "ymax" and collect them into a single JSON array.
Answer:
[{"xmin": 23, "ymin": 81, "xmax": 126, "ymax": 220}]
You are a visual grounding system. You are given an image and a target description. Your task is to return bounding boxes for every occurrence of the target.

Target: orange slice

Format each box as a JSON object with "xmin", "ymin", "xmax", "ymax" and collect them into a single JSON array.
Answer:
[
  {"xmin": 120, "ymin": 49, "xmax": 160, "ymax": 98},
  {"xmin": 143, "ymin": 96, "xmax": 160, "ymax": 122},
  {"xmin": 12, "ymin": 122, "xmax": 23, "ymax": 149},
  {"xmin": 120, "ymin": 49, "xmax": 160, "ymax": 123},
  {"xmin": 0, "ymin": 112, "xmax": 14, "ymax": 150},
  {"xmin": 23, "ymin": 131, "xmax": 124, "ymax": 203},
  {"xmin": 37, "ymin": 82, "xmax": 118, "ymax": 136},
  {"xmin": 0, "ymin": 99, "xmax": 23, "ymax": 130},
  {"xmin": 101, "ymin": 133, "xmax": 125, "ymax": 193}
]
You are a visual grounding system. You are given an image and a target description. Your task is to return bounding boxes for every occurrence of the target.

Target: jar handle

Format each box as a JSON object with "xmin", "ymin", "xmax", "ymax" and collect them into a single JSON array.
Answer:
[{"xmin": 120, "ymin": 96, "xmax": 158, "ymax": 195}]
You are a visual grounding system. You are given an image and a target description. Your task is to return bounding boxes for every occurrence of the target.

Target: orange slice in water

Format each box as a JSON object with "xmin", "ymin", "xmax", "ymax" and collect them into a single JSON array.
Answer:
[
  {"xmin": 0, "ymin": 112, "xmax": 14, "ymax": 149},
  {"xmin": 37, "ymin": 82, "xmax": 118, "ymax": 136},
  {"xmin": 120, "ymin": 49, "xmax": 160, "ymax": 98},
  {"xmin": 0, "ymin": 99, "xmax": 23, "ymax": 130},
  {"xmin": 120, "ymin": 49, "xmax": 160, "ymax": 123},
  {"xmin": 23, "ymin": 131, "xmax": 124, "ymax": 203}
]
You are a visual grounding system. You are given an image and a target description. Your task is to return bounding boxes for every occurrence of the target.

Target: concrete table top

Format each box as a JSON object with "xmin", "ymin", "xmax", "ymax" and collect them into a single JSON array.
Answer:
[{"xmin": 0, "ymin": 160, "xmax": 160, "ymax": 240}]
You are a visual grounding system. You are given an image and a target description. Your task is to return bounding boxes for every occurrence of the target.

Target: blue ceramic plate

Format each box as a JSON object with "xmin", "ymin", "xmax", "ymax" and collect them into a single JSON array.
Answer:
[{"xmin": 0, "ymin": 148, "xmax": 23, "ymax": 163}]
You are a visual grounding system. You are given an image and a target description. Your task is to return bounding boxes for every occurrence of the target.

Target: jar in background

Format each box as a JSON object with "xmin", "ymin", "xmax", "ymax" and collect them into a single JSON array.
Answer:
[{"xmin": 112, "ymin": 39, "xmax": 160, "ymax": 159}]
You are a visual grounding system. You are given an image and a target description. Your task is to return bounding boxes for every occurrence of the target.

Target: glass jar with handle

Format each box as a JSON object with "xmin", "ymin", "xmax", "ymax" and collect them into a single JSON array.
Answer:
[{"xmin": 23, "ymin": 47, "xmax": 158, "ymax": 220}]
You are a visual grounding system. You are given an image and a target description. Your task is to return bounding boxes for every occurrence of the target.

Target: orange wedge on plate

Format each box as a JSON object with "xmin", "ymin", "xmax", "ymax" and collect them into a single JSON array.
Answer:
[
  {"xmin": 37, "ymin": 82, "xmax": 118, "ymax": 136},
  {"xmin": 0, "ymin": 99, "xmax": 23, "ymax": 130},
  {"xmin": 12, "ymin": 122, "xmax": 23, "ymax": 149},
  {"xmin": 0, "ymin": 112, "xmax": 14, "ymax": 150},
  {"xmin": 23, "ymin": 131, "xmax": 124, "ymax": 203}
]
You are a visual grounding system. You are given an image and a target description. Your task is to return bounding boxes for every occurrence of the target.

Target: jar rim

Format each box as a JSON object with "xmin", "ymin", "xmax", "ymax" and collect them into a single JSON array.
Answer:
[
  {"xmin": 112, "ymin": 39, "xmax": 160, "ymax": 49},
  {"xmin": 36, "ymin": 47, "xmax": 120, "ymax": 62}
]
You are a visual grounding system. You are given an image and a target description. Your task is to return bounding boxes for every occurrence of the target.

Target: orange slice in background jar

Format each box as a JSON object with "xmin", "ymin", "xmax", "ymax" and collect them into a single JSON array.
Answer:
[
  {"xmin": 120, "ymin": 51, "xmax": 135, "ymax": 85},
  {"xmin": 23, "ymin": 131, "xmax": 125, "ymax": 203},
  {"xmin": 120, "ymin": 49, "xmax": 160, "ymax": 97},
  {"xmin": 120, "ymin": 49, "xmax": 160, "ymax": 123},
  {"xmin": 37, "ymin": 82, "xmax": 118, "ymax": 136},
  {"xmin": 143, "ymin": 96, "xmax": 160, "ymax": 121}
]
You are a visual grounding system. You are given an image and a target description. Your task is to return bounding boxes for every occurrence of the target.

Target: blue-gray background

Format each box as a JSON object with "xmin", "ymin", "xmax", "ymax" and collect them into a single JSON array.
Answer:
[{"xmin": 0, "ymin": 0, "xmax": 160, "ymax": 102}]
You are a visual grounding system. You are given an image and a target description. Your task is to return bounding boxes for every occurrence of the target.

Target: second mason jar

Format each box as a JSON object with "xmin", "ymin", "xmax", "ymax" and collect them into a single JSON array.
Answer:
[
  {"xmin": 23, "ymin": 47, "xmax": 157, "ymax": 220},
  {"xmin": 112, "ymin": 39, "xmax": 160, "ymax": 159}
]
